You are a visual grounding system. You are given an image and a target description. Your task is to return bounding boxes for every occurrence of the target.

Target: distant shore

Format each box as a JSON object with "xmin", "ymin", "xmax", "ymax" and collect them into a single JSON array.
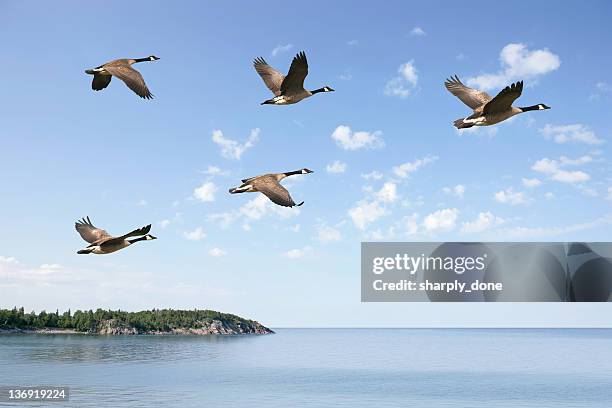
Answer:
[{"xmin": 0, "ymin": 308, "xmax": 274, "ymax": 335}]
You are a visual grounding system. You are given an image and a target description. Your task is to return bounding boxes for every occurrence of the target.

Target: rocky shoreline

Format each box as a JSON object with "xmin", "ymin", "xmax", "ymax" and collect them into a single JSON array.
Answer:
[
  {"xmin": 95, "ymin": 318, "xmax": 274, "ymax": 335},
  {"xmin": 0, "ymin": 308, "xmax": 274, "ymax": 335},
  {"xmin": 1, "ymin": 319, "xmax": 273, "ymax": 335}
]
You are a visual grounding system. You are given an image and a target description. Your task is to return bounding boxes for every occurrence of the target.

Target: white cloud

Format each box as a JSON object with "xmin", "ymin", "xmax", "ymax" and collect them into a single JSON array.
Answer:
[
  {"xmin": 607, "ymin": 187, "xmax": 612, "ymax": 201},
  {"xmin": 326, "ymin": 160, "xmax": 347, "ymax": 174},
  {"xmin": 136, "ymin": 199, "xmax": 148, "ymax": 206},
  {"xmin": 193, "ymin": 181, "xmax": 217, "ymax": 202},
  {"xmin": 209, "ymin": 248, "xmax": 227, "ymax": 257},
  {"xmin": 159, "ymin": 219, "xmax": 171, "ymax": 229},
  {"xmin": 283, "ymin": 247, "xmax": 310, "ymax": 259},
  {"xmin": 0, "ymin": 256, "xmax": 19, "ymax": 264},
  {"xmin": 212, "ymin": 128, "xmax": 260, "ymax": 160},
  {"xmin": 271, "ymin": 44, "xmax": 293, "ymax": 57},
  {"xmin": 184, "ymin": 227, "xmax": 206, "ymax": 241},
  {"xmin": 544, "ymin": 192, "xmax": 555, "ymax": 200},
  {"xmin": 331, "ymin": 125, "xmax": 384, "ymax": 151},
  {"xmin": 494, "ymin": 188, "xmax": 528, "ymax": 205},
  {"xmin": 442, "ymin": 184, "xmax": 465, "ymax": 198},
  {"xmin": 375, "ymin": 182, "xmax": 398, "ymax": 203},
  {"xmin": 207, "ymin": 194, "xmax": 300, "ymax": 230},
  {"xmin": 385, "ymin": 60, "xmax": 418, "ymax": 98},
  {"xmin": 539, "ymin": 124, "xmax": 603, "ymax": 145},
  {"xmin": 461, "ymin": 212, "xmax": 505, "ymax": 234},
  {"xmin": 500, "ymin": 215, "xmax": 612, "ymax": 239},
  {"xmin": 522, "ymin": 178, "xmax": 542, "ymax": 188},
  {"xmin": 361, "ymin": 171, "xmax": 383, "ymax": 180},
  {"xmin": 392, "ymin": 155, "xmax": 438, "ymax": 179},
  {"xmin": 532, "ymin": 157, "xmax": 591, "ymax": 184},
  {"xmin": 467, "ymin": 43, "xmax": 560, "ymax": 91},
  {"xmin": 240, "ymin": 195, "xmax": 299, "ymax": 221},
  {"xmin": 559, "ymin": 155, "xmax": 593, "ymax": 166},
  {"xmin": 202, "ymin": 165, "xmax": 228, "ymax": 176},
  {"xmin": 317, "ymin": 225, "xmax": 342, "ymax": 243},
  {"xmin": 348, "ymin": 200, "xmax": 388, "ymax": 230},
  {"xmin": 422, "ymin": 208, "xmax": 459, "ymax": 233},
  {"xmin": 410, "ymin": 26, "xmax": 426, "ymax": 36},
  {"xmin": 551, "ymin": 170, "xmax": 590, "ymax": 184}
]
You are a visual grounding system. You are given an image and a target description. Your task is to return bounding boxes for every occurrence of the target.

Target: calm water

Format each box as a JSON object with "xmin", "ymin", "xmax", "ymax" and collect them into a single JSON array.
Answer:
[{"xmin": 1, "ymin": 329, "xmax": 611, "ymax": 407}]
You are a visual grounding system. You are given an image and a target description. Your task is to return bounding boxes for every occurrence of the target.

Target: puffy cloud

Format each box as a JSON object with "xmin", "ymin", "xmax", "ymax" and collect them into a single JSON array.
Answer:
[
  {"xmin": 202, "ymin": 165, "xmax": 228, "ymax": 176},
  {"xmin": 212, "ymin": 128, "xmax": 260, "ymax": 160},
  {"xmin": 331, "ymin": 125, "xmax": 384, "ymax": 150},
  {"xmin": 348, "ymin": 200, "xmax": 388, "ymax": 230},
  {"xmin": 326, "ymin": 160, "xmax": 347, "ymax": 174},
  {"xmin": 522, "ymin": 178, "xmax": 542, "ymax": 188},
  {"xmin": 392, "ymin": 155, "xmax": 438, "ymax": 179},
  {"xmin": 494, "ymin": 188, "xmax": 528, "ymax": 205},
  {"xmin": 0, "ymin": 256, "xmax": 19, "ymax": 264},
  {"xmin": 539, "ymin": 124, "xmax": 603, "ymax": 145},
  {"xmin": 410, "ymin": 26, "xmax": 426, "ymax": 36},
  {"xmin": 422, "ymin": 208, "xmax": 459, "ymax": 233},
  {"xmin": 271, "ymin": 44, "xmax": 293, "ymax": 57},
  {"xmin": 385, "ymin": 60, "xmax": 418, "ymax": 98},
  {"xmin": 500, "ymin": 215, "xmax": 612, "ymax": 239},
  {"xmin": 467, "ymin": 43, "xmax": 560, "ymax": 91},
  {"xmin": 209, "ymin": 248, "xmax": 227, "ymax": 257},
  {"xmin": 442, "ymin": 184, "xmax": 465, "ymax": 198},
  {"xmin": 207, "ymin": 194, "xmax": 300, "ymax": 230},
  {"xmin": 317, "ymin": 225, "xmax": 342, "ymax": 243},
  {"xmin": 361, "ymin": 171, "xmax": 383, "ymax": 180},
  {"xmin": 461, "ymin": 212, "xmax": 505, "ymax": 234},
  {"xmin": 184, "ymin": 227, "xmax": 206, "ymax": 241},
  {"xmin": 193, "ymin": 181, "xmax": 217, "ymax": 202},
  {"xmin": 283, "ymin": 247, "xmax": 311, "ymax": 259},
  {"xmin": 375, "ymin": 182, "xmax": 398, "ymax": 203},
  {"xmin": 532, "ymin": 157, "xmax": 591, "ymax": 184},
  {"xmin": 158, "ymin": 219, "xmax": 171, "ymax": 229}
]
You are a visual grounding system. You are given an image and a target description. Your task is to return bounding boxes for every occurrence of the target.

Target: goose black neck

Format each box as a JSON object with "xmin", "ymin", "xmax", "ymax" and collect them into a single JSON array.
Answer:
[
  {"xmin": 310, "ymin": 87, "xmax": 327, "ymax": 94},
  {"xmin": 519, "ymin": 105, "xmax": 540, "ymax": 112},
  {"xmin": 128, "ymin": 236, "xmax": 147, "ymax": 244},
  {"xmin": 284, "ymin": 170, "xmax": 303, "ymax": 176},
  {"xmin": 134, "ymin": 57, "xmax": 151, "ymax": 63}
]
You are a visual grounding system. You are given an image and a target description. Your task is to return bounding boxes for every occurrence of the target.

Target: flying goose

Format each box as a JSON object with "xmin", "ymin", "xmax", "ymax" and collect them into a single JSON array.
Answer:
[
  {"xmin": 229, "ymin": 169, "xmax": 314, "ymax": 207},
  {"xmin": 254, "ymin": 51, "xmax": 334, "ymax": 105},
  {"xmin": 444, "ymin": 75, "xmax": 550, "ymax": 128},
  {"xmin": 85, "ymin": 56, "xmax": 160, "ymax": 99},
  {"xmin": 75, "ymin": 217, "xmax": 156, "ymax": 255}
]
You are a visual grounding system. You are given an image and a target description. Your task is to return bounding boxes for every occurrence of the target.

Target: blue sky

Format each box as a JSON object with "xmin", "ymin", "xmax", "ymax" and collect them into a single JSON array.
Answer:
[{"xmin": 1, "ymin": 0, "xmax": 611, "ymax": 327}]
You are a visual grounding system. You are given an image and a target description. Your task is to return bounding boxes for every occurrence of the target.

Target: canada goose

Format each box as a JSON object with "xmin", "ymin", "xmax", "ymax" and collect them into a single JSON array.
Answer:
[
  {"xmin": 445, "ymin": 75, "xmax": 550, "ymax": 128},
  {"xmin": 75, "ymin": 217, "xmax": 156, "ymax": 255},
  {"xmin": 84, "ymin": 56, "xmax": 160, "ymax": 99},
  {"xmin": 229, "ymin": 169, "xmax": 314, "ymax": 207},
  {"xmin": 254, "ymin": 51, "xmax": 334, "ymax": 105}
]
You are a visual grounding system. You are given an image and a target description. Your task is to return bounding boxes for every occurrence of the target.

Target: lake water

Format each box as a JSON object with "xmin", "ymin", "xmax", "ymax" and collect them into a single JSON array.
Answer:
[{"xmin": 1, "ymin": 329, "xmax": 611, "ymax": 407}]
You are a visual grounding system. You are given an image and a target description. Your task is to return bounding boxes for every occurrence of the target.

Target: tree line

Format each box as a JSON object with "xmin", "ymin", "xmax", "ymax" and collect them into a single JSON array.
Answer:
[{"xmin": 0, "ymin": 308, "xmax": 256, "ymax": 332}]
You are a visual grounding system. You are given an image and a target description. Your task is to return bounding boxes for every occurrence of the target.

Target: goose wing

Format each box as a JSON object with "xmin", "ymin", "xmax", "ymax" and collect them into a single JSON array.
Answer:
[
  {"xmin": 92, "ymin": 74, "xmax": 112, "ymax": 91},
  {"xmin": 251, "ymin": 176, "xmax": 298, "ymax": 207},
  {"xmin": 75, "ymin": 217, "xmax": 112, "ymax": 244},
  {"xmin": 444, "ymin": 75, "xmax": 491, "ymax": 109},
  {"xmin": 103, "ymin": 65, "xmax": 154, "ymax": 99},
  {"xmin": 99, "ymin": 224, "xmax": 152, "ymax": 247},
  {"xmin": 280, "ymin": 51, "xmax": 308, "ymax": 95},
  {"xmin": 483, "ymin": 81, "xmax": 523, "ymax": 115},
  {"xmin": 253, "ymin": 57, "xmax": 284, "ymax": 96}
]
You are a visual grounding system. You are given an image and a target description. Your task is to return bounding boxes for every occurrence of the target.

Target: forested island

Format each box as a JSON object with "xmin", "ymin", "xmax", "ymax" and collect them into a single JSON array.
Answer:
[{"xmin": 0, "ymin": 308, "xmax": 273, "ymax": 335}]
